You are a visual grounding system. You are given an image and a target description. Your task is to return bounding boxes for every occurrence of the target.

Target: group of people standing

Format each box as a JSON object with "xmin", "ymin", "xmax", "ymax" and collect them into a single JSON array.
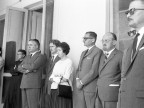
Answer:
[{"xmin": 2, "ymin": 0, "xmax": 144, "ymax": 108}]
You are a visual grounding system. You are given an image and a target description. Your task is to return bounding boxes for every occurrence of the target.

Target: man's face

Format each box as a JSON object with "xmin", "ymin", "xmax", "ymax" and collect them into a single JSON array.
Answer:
[
  {"xmin": 83, "ymin": 33, "xmax": 94, "ymax": 47},
  {"xmin": 17, "ymin": 52, "xmax": 25, "ymax": 60},
  {"xmin": 28, "ymin": 41, "xmax": 38, "ymax": 53},
  {"xmin": 50, "ymin": 43, "xmax": 57, "ymax": 55},
  {"xmin": 126, "ymin": 1, "xmax": 144, "ymax": 28},
  {"xmin": 102, "ymin": 33, "xmax": 116, "ymax": 51}
]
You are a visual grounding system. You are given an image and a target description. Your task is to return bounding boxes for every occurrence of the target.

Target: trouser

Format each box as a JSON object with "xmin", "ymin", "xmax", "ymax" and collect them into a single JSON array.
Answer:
[{"xmin": 21, "ymin": 88, "xmax": 40, "ymax": 108}]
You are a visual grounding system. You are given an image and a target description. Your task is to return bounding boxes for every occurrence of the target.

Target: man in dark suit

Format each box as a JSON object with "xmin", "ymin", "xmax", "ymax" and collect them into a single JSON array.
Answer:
[
  {"xmin": 18, "ymin": 39, "xmax": 47, "ymax": 108},
  {"xmin": 119, "ymin": 1, "xmax": 144, "ymax": 108},
  {"xmin": 96, "ymin": 32, "xmax": 123, "ymax": 108},
  {"xmin": 44, "ymin": 39, "xmax": 60, "ymax": 108},
  {"xmin": 75, "ymin": 31, "xmax": 102, "ymax": 108}
]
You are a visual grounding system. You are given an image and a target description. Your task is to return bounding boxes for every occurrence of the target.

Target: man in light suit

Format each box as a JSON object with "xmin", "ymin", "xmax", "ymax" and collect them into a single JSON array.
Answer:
[
  {"xmin": 18, "ymin": 39, "xmax": 47, "ymax": 108},
  {"xmin": 96, "ymin": 32, "xmax": 123, "ymax": 108},
  {"xmin": 119, "ymin": 0, "xmax": 144, "ymax": 108},
  {"xmin": 75, "ymin": 31, "xmax": 102, "ymax": 108},
  {"xmin": 44, "ymin": 39, "xmax": 60, "ymax": 108}
]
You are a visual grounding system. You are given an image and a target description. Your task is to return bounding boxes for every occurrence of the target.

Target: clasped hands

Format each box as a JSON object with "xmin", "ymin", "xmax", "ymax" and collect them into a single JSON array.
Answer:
[
  {"xmin": 21, "ymin": 64, "xmax": 30, "ymax": 74},
  {"xmin": 49, "ymin": 75, "xmax": 68, "ymax": 83}
]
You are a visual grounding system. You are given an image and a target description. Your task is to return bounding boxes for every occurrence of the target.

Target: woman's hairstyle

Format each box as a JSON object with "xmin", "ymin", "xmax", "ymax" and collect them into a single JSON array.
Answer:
[{"xmin": 58, "ymin": 42, "xmax": 70, "ymax": 55}]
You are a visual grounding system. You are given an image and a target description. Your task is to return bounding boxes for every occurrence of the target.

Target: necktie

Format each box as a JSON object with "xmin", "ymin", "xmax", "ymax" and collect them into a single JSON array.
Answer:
[
  {"xmin": 84, "ymin": 49, "xmax": 89, "ymax": 56},
  {"xmin": 104, "ymin": 52, "xmax": 108, "ymax": 63},
  {"xmin": 132, "ymin": 33, "xmax": 140, "ymax": 57},
  {"xmin": 51, "ymin": 56, "xmax": 54, "ymax": 62}
]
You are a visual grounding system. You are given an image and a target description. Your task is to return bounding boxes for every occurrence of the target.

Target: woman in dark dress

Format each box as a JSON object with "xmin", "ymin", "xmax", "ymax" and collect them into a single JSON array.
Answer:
[{"xmin": 3, "ymin": 49, "xmax": 26, "ymax": 108}]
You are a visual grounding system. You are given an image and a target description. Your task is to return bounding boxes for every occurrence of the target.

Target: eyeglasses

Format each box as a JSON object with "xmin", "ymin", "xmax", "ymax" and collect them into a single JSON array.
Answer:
[
  {"xmin": 125, "ymin": 8, "xmax": 144, "ymax": 15},
  {"xmin": 101, "ymin": 39, "xmax": 113, "ymax": 43},
  {"xmin": 83, "ymin": 37, "xmax": 93, "ymax": 40}
]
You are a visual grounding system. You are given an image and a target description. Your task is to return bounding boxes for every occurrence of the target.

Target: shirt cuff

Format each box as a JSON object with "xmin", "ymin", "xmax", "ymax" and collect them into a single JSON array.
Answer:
[{"xmin": 79, "ymin": 80, "xmax": 83, "ymax": 85}]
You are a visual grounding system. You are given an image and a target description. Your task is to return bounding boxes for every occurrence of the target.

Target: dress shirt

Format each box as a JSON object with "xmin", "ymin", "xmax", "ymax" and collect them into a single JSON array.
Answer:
[
  {"xmin": 103, "ymin": 48, "xmax": 115, "ymax": 58},
  {"xmin": 136, "ymin": 26, "xmax": 144, "ymax": 49},
  {"xmin": 30, "ymin": 50, "xmax": 40, "ymax": 57},
  {"xmin": 51, "ymin": 54, "xmax": 58, "ymax": 61},
  {"xmin": 49, "ymin": 57, "xmax": 73, "ymax": 89},
  {"xmin": 88, "ymin": 45, "xmax": 95, "ymax": 50}
]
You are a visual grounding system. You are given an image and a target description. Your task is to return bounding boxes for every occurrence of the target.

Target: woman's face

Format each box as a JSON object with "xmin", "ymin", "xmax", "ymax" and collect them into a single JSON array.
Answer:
[{"xmin": 57, "ymin": 47, "xmax": 65, "ymax": 58}]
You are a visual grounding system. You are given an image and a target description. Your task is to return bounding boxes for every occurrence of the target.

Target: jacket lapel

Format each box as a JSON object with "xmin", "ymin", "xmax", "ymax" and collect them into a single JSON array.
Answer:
[
  {"xmin": 30, "ymin": 51, "xmax": 40, "ymax": 62},
  {"xmin": 49, "ymin": 55, "xmax": 60, "ymax": 72},
  {"xmin": 99, "ymin": 49, "xmax": 117, "ymax": 73},
  {"xmin": 98, "ymin": 53, "xmax": 105, "ymax": 74},
  {"xmin": 84, "ymin": 46, "xmax": 95, "ymax": 57},
  {"xmin": 131, "ymin": 34, "xmax": 144, "ymax": 62},
  {"xmin": 78, "ymin": 46, "xmax": 96, "ymax": 71},
  {"xmin": 122, "ymin": 46, "xmax": 133, "ymax": 76},
  {"xmin": 125, "ymin": 34, "xmax": 144, "ymax": 76}
]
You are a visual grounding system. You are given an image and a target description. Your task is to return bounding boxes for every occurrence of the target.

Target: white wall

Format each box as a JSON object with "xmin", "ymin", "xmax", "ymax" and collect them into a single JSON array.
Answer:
[
  {"xmin": 52, "ymin": 0, "xmax": 106, "ymax": 67},
  {"xmin": 0, "ymin": 0, "xmax": 107, "ymax": 67}
]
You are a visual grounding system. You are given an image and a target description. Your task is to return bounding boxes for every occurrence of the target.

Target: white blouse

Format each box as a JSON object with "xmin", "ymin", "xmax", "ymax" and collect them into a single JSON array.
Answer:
[{"xmin": 49, "ymin": 57, "xmax": 73, "ymax": 89}]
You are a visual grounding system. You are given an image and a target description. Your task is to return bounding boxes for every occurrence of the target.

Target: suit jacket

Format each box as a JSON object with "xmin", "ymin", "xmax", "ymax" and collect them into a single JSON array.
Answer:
[
  {"xmin": 120, "ymin": 34, "xmax": 144, "ymax": 108},
  {"xmin": 97, "ymin": 49, "xmax": 123, "ymax": 101},
  {"xmin": 18, "ymin": 51, "xmax": 47, "ymax": 88},
  {"xmin": 45, "ymin": 55, "xmax": 60, "ymax": 94},
  {"xmin": 76, "ymin": 45, "xmax": 102, "ymax": 92}
]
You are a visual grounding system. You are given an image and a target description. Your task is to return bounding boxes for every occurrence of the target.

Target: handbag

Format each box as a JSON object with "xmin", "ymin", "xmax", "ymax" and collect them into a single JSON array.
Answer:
[{"xmin": 57, "ymin": 78, "xmax": 72, "ymax": 99}]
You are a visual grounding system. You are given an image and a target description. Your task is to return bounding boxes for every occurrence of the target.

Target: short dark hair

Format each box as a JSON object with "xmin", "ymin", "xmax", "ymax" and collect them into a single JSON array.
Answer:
[
  {"xmin": 109, "ymin": 32, "xmax": 117, "ymax": 41},
  {"xmin": 85, "ymin": 31, "xmax": 97, "ymax": 42},
  {"xmin": 18, "ymin": 49, "xmax": 26, "ymax": 56},
  {"xmin": 58, "ymin": 42, "xmax": 70, "ymax": 55},
  {"xmin": 29, "ymin": 39, "xmax": 40, "ymax": 48},
  {"xmin": 50, "ymin": 39, "xmax": 61, "ymax": 47}
]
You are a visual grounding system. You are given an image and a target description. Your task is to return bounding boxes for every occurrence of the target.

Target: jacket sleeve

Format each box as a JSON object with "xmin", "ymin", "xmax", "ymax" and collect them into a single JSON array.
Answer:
[{"xmin": 18, "ymin": 54, "xmax": 47, "ymax": 73}]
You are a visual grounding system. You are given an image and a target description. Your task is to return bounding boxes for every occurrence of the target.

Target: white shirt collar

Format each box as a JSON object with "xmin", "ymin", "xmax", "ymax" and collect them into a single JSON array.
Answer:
[
  {"xmin": 30, "ymin": 50, "xmax": 40, "ymax": 57},
  {"xmin": 51, "ymin": 53, "xmax": 58, "ymax": 61},
  {"xmin": 103, "ymin": 48, "xmax": 115, "ymax": 57},
  {"xmin": 138, "ymin": 26, "xmax": 144, "ymax": 35},
  {"xmin": 136, "ymin": 26, "xmax": 144, "ymax": 49},
  {"xmin": 88, "ymin": 45, "xmax": 95, "ymax": 50}
]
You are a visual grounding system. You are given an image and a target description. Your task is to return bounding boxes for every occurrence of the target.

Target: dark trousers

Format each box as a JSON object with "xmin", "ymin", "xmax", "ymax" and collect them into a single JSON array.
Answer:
[
  {"xmin": 21, "ymin": 88, "xmax": 40, "ymax": 108},
  {"xmin": 96, "ymin": 95, "xmax": 117, "ymax": 108}
]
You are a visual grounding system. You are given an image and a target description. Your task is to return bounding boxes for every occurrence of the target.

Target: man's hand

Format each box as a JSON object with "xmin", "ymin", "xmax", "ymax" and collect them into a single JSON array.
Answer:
[
  {"xmin": 76, "ymin": 78, "xmax": 83, "ymax": 90},
  {"xmin": 49, "ymin": 78, "xmax": 54, "ymax": 82}
]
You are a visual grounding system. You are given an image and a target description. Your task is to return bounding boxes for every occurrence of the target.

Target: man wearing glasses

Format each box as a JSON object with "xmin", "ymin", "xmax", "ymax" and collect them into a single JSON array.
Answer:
[
  {"xmin": 96, "ymin": 32, "xmax": 123, "ymax": 108},
  {"xmin": 119, "ymin": 0, "xmax": 144, "ymax": 108},
  {"xmin": 75, "ymin": 31, "xmax": 102, "ymax": 108}
]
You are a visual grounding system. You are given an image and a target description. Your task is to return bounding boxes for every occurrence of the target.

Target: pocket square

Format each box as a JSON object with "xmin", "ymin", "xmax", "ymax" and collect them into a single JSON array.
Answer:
[
  {"xmin": 109, "ymin": 84, "xmax": 119, "ymax": 86},
  {"xmin": 139, "ymin": 47, "xmax": 144, "ymax": 51}
]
